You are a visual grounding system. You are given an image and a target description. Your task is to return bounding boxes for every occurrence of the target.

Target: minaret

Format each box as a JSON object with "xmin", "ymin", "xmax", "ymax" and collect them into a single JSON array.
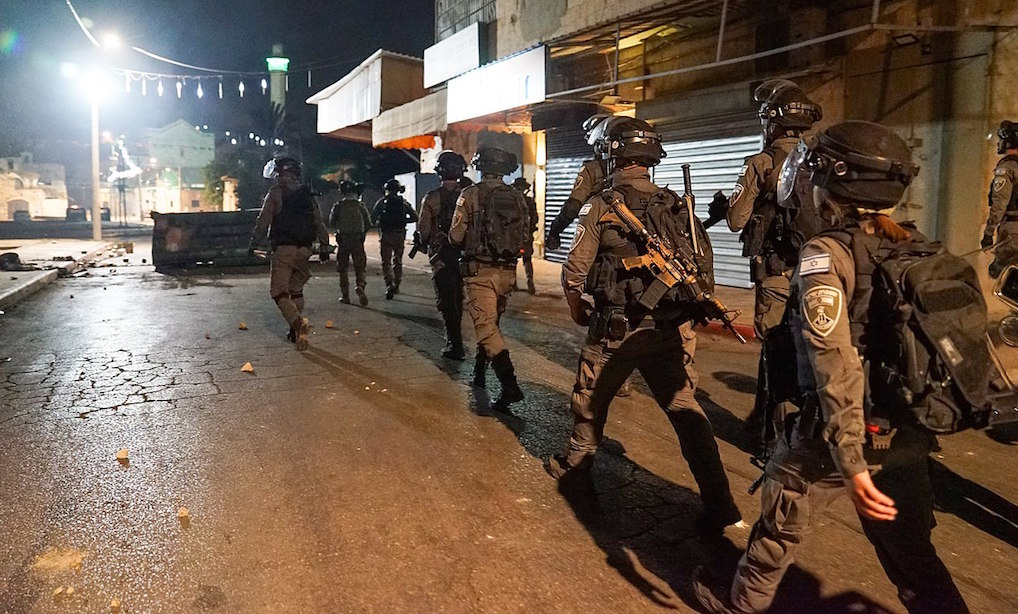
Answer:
[{"xmin": 266, "ymin": 43, "xmax": 289, "ymax": 113}]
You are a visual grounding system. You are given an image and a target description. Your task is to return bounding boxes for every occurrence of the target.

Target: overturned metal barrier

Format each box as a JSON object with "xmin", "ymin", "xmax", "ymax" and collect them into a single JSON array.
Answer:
[{"xmin": 152, "ymin": 211, "xmax": 266, "ymax": 269}]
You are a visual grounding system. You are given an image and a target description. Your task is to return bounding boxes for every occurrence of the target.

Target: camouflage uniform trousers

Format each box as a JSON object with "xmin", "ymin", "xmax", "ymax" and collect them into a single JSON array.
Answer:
[
  {"xmin": 379, "ymin": 229, "xmax": 407, "ymax": 288},
  {"xmin": 730, "ymin": 436, "xmax": 968, "ymax": 614},
  {"xmin": 748, "ymin": 272, "xmax": 795, "ymax": 447},
  {"xmin": 269, "ymin": 244, "xmax": 311, "ymax": 327},
  {"xmin": 989, "ymin": 221, "xmax": 1018, "ymax": 279},
  {"xmin": 565, "ymin": 321, "xmax": 735, "ymax": 512},
  {"xmin": 335, "ymin": 232, "xmax": 367, "ymax": 297},
  {"xmin": 463, "ymin": 264, "xmax": 515, "ymax": 358}
]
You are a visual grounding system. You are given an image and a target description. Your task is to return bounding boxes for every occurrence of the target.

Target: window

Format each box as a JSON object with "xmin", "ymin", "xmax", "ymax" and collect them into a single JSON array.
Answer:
[{"xmin": 191, "ymin": 200, "xmax": 200, "ymax": 209}]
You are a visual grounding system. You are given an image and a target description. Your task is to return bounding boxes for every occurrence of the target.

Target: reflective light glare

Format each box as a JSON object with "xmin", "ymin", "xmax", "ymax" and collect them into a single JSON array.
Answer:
[
  {"xmin": 230, "ymin": 138, "xmax": 237, "ymax": 145},
  {"xmin": 176, "ymin": 81, "xmax": 182, "ymax": 99},
  {"xmin": 101, "ymin": 32, "xmax": 121, "ymax": 49},
  {"xmin": 218, "ymin": 81, "xmax": 223, "ymax": 99},
  {"xmin": 260, "ymin": 78, "xmax": 267, "ymax": 94},
  {"xmin": 225, "ymin": 131, "xmax": 230, "ymax": 136},
  {"xmin": 60, "ymin": 62, "xmax": 80, "ymax": 79},
  {"xmin": 239, "ymin": 81, "xmax": 245, "ymax": 97},
  {"xmin": 157, "ymin": 80, "xmax": 164, "ymax": 97},
  {"xmin": 124, "ymin": 73, "xmax": 131, "ymax": 93},
  {"xmin": 196, "ymin": 82, "xmax": 204, "ymax": 99},
  {"xmin": 259, "ymin": 139, "xmax": 266, "ymax": 146},
  {"xmin": 142, "ymin": 79, "xmax": 147, "ymax": 96}
]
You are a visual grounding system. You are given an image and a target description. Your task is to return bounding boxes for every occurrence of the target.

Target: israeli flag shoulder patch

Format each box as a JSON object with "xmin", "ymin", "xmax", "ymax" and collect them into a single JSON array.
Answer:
[
  {"xmin": 578, "ymin": 203, "xmax": 592, "ymax": 217},
  {"xmin": 800, "ymin": 253, "xmax": 832, "ymax": 276}
]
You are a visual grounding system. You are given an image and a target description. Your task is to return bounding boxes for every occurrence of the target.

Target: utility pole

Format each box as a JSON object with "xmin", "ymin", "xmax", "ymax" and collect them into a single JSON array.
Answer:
[{"xmin": 90, "ymin": 96, "xmax": 101, "ymax": 241}]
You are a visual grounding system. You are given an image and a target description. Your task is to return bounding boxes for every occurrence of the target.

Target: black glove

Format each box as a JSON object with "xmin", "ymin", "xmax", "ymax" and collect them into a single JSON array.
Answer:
[
  {"xmin": 546, "ymin": 232, "xmax": 562, "ymax": 251},
  {"xmin": 708, "ymin": 191, "xmax": 729, "ymax": 222},
  {"xmin": 982, "ymin": 234, "xmax": 995, "ymax": 249}
]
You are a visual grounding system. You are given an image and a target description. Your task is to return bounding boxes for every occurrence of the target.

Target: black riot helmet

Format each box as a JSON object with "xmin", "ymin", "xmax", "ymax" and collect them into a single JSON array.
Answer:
[
  {"xmin": 777, "ymin": 120, "xmax": 918, "ymax": 209},
  {"xmin": 262, "ymin": 156, "xmax": 301, "ymax": 179},
  {"xmin": 998, "ymin": 120, "xmax": 1018, "ymax": 154},
  {"xmin": 338, "ymin": 179, "xmax": 358, "ymax": 195},
  {"xmin": 582, "ymin": 114, "xmax": 610, "ymax": 140},
  {"xmin": 471, "ymin": 146, "xmax": 518, "ymax": 176},
  {"xmin": 755, "ymin": 79, "xmax": 822, "ymax": 142},
  {"xmin": 434, "ymin": 150, "xmax": 467, "ymax": 180},
  {"xmin": 383, "ymin": 179, "xmax": 404, "ymax": 194},
  {"xmin": 590, "ymin": 117, "xmax": 666, "ymax": 169},
  {"xmin": 511, "ymin": 176, "xmax": 532, "ymax": 193}
]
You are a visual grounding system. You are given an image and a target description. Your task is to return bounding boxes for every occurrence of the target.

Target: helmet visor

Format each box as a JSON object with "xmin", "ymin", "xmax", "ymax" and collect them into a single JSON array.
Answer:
[
  {"xmin": 776, "ymin": 140, "xmax": 810, "ymax": 205},
  {"xmin": 262, "ymin": 159, "xmax": 277, "ymax": 179}
]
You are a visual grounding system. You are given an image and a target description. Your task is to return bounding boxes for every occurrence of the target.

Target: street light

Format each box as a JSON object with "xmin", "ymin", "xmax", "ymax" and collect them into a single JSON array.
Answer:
[{"xmin": 81, "ymin": 68, "xmax": 112, "ymax": 241}]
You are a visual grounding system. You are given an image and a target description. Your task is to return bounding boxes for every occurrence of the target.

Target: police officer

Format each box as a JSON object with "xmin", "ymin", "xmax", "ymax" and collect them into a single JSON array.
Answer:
[
  {"xmin": 544, "ymin": 115, "xmax": 611, "ymax": 251},
  {"xmin": 372, "ymin": 178, "xmax": 418, "ymax": 299},
  {"xmin": 449, "ymin": 145, "xmax": 528, "ymax": 410},
  {"xmin": 511, "ymin": 176, "xmax": 539, "ymax": 294},
  {"xmin": 548, "ymin": 117, "xmax": 741, "ymax": 533},
  {"xmin": 984, "ymin": 120, "xmax": 1018, "ymax": 279},
  {"xmin": 249, "ymin": 157, "xmax": 331, "ymax": 351},
  {"xmin": 418, "ymin": 150, "xmax": 468, "ymax": 360},
  {"xmin": 714, "ymin": 79, "xmax": 823, "ymax": 450},
  {"xmin": 693, "ymin": 121, "xmax": 969, "ymax": 614},
  {"xmin": 329, "ymin": 179, "xmax": 371, "ymax": 306}
]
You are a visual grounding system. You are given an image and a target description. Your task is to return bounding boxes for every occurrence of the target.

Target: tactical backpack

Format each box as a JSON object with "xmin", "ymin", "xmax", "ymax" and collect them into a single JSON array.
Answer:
[
  {"xmin": 271, "ymin": 186, "xmax": 316, "ymax": 248},
  {"xmin": 480, "ymin": 183, "xmax": 530, "ymax": 262},
  {"xmin": 833, "ymin": 228, "xmax": 992, "ymax": 433},
  {"xmin": 378, "ymin": 195, "xmax": 409, "ymax": 230}
]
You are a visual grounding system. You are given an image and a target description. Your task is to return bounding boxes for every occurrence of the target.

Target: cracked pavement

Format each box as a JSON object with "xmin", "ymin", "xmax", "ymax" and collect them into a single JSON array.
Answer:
[{"xmin": 0, "ymin": 238, "xmax": 1016, "ymax": 613}]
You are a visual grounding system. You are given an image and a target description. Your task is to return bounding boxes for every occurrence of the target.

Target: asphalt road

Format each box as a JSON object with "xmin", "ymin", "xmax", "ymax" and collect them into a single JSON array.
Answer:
[{"xmin": 0, "ymin": 239, "xmax": 1016, "ymax": 613}]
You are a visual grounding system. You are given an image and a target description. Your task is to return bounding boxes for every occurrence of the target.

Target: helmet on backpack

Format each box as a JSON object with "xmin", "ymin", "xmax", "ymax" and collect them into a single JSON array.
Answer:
[
  {"xmin": 435, "ymin": 150, "xmax": 467, "ymax": 180},
  {"xmin": 755, "ymin": 79, "xmax": 822, "ymax": 142},
  {"xmin": 383, "ymin": 179, "xmax": 404, "ymax": 194},
  {"xmin": 777, "ymin": 121, "xmax": 918, "ymax": 210},
  {"xmin": 262, "ymin": 156, "xmax": 301, "ymax": 180},
  {"xmin": 471, "ymin": 146, "xmax": 518, "ymax": 176},
  {"xmin": 590, "ymin": 117, "xmax": 666, "ymax": 168},
  {"xmin": 997, "ymin": 120, "xmax": 1018, "ymax": 155},
  {"xmin": 338, "ymin": 179, "xmax": 358, "ymax": 195}
]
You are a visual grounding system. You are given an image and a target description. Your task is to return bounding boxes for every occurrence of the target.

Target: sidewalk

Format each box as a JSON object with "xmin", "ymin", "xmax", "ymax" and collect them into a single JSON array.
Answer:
[{"xmin": 0, "ymin": 239, "xmax": 110, "ymax": 310}]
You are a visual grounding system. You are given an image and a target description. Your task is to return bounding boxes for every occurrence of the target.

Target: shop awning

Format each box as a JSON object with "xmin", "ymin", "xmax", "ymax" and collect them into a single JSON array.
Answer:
[
  {"xmin": 372, "ymin": 89, "xmax": 448, "ymax": 149},
  {"xmin": 306, "ymin": 49, "xmax": 426, "ymax": 142},
  {"xmin": 446, "ymin": 46, "xmax": 547, "ymax": 125}
]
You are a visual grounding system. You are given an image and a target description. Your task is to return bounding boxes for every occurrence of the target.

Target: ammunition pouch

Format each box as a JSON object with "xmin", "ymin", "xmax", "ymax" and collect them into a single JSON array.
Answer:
[
  {"xmin": 588, "ymin": 307, "xmax": 629, "ymax": 342},
  {"xmin": 459, "ymin": 259, "xmax": 480, "ymax": 278}
]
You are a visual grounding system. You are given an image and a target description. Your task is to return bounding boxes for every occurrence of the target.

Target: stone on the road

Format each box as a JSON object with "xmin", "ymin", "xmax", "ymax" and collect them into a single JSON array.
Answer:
[
  {"xmin": 238, "ymin": 322, "xmax": 248, "ymax": 330},
  {"xmin": 241, "ymin": 362, "xmax": 254, "ymax": 373},
  {"xmin": 115, "ymin": 448, "xmax": 128, "ymax": 462}
]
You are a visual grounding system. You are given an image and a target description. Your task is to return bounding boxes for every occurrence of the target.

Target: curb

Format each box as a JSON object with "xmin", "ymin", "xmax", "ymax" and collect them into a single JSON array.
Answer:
[
  {"xmin": 57, "ymin": 242, "xmax": 113, "ymax": 277},
  {"xmin": 0, "ymin": 270, "xmax": 59, "ymax": 310}
]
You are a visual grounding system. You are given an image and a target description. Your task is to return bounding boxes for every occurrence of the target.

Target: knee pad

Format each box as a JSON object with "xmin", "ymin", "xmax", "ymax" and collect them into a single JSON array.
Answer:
[{"xmin": 271, "ymin": 292, "xmax": 289, "ymax": 303}]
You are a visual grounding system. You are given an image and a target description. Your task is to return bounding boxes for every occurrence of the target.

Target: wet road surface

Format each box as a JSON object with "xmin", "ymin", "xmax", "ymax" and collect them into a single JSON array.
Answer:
[{"xmin": 0, "ymin": 240, "xmax": 1016, "ymax": 613}]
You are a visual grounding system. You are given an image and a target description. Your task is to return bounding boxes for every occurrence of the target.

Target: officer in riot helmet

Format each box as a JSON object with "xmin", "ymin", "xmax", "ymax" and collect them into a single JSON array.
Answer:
[
  {"xmin": 249, "ymin": 156, "xmax": 331, "ymax": 350},
  {"xmin": 511, "ymin": 176, "xmax": 540, "ymax": 294},
  {"xmin": 329, "ymin": 179, "xmax": 372, "ymax": 306},
  {"xmin": 984, "ymin": 120, "xmax": 1018, "ymax": 278},
  {"xmin": 550, "ymin": 116, "xmax": 741, "ymax": 534},
  {"xmin": 449, "ymin": 145, "xmax": 530, "ymax": 411},
  {"xmin": 711, "ymin": 79, "xmax": 824, "ymax": 452},
  {"xmin": 372, "ymin": 178, "xmax": 418, "ymax": 299},
  {"xmin": 544, "ymin": 114, "xmax": 613, "ymax": 251},
  {"xmin": 419, "ymin": 150, "xmax": 469, "ymax": 359},
  {"xmin": 694, "ymin": 121, "xmax": 975, "ymax": 614}
]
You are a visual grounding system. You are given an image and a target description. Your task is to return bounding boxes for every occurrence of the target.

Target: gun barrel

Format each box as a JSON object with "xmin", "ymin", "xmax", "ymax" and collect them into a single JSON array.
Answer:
[{"xmin": 681, "ymin": 164, "xmax": 693, "ymax": 197}]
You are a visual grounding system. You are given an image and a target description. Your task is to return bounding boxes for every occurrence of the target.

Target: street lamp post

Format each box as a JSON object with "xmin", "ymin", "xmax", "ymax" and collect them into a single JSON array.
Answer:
[{"xmin": 90, "ymin": 95, "xmax": 101, "ymax": 241}]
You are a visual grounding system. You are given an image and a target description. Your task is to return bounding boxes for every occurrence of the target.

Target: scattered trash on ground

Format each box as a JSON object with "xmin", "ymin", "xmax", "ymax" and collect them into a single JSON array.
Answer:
[
  {"xmin": 241, "ymin": 362, "xmax": 254, "ymax": 373},
  {"xmin": 116, "ymin": 448, "xmax": 129, "ymax": 464},
  {"xmin": 238, "ymin": 322, "xmax": 248, "ymax": 330},
  {"xmin": 325, "ymin": 320, "xmax": 334, "ymax": 328}
]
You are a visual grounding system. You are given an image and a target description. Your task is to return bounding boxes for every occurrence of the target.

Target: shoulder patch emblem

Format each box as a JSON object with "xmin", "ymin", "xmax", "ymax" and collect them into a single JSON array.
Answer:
[
  {"xmin": 573, "ymin": 174, "xmax": 585, "ymax": 190},
  {"xmin": 568, "ymin": 224, "xmax": 585, "ymax": 253},
  {"xmin": 801, "ymin": 285, "xmax": 843, "ymax": 338},
  {"xmin": 730, "ymin": 183, "xmax": 745, "ymax": 205},
  {"xmin": 451, "ymin": 209, "xmax": 464, "ymax": 228},
  {"xmin": 799, "ymin": 253, "xmax": 832, "ymax": 276},
  {"xmin": 578, "ymin": 203, "xmax": 592, "ymax": 217},
  {"xmin": 738, "ymin": 164, "xmax": 748, "ymax": 177},
  {"xmin": 995, "ymin": 167, "xmax": 1008, "ymax": 176},
  {"xmin": 993, "ymin": 176, "xmax": 1008, "ymax": 193}
]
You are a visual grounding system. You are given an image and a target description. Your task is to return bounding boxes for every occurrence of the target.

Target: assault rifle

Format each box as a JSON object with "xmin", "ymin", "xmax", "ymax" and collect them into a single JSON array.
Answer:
[
  {"xmin": 604, "ymin": 165, "xmax": 747, "ymax": 344},
  {"xmin": 408, "ymin": 231, "xmax": 425, "ymax": 260}
]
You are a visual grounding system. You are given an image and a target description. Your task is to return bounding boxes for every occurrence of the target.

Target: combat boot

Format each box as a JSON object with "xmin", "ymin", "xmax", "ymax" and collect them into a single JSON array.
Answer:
[
  {"xmin": 286, "ymin": 326, "xmax": 296, "ymax": 343},
  {"xmin": 340, "ymin": 295, "xmax": 351, "ymax": 305},
  {"xmin": 441, "ymin": 315, "xmax": 465, "ymax": 360},
  {"xmin": 526, "ymin": 278, "xmax": 536, "ymax": 294},
  {"xmin": 472, "ymin": 347, "xmax": 487, "ymax": 388},
  {"xmin": 385, "ymin": 285, "xmax": 395, "ymax": 300},
  {"xmin": 691, "ymin": 566, "xmax": 741, "ymax": 614},
  {"xmin": 356, "ymin": 286, "xmax": 369, "ymax": 307},
  {"xmin": 490, "ymin": 350, "xmax": 524, "ymax": 411},
  {"xmin": 392, "ymin": 283, "xmax": 400, "ymax": 295},
  {"xmin": 546, "ymin": 453, "xmax": 593, "ymax": 480}
]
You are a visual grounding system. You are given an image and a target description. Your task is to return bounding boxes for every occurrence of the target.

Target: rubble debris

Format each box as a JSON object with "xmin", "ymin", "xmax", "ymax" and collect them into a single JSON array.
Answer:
[
  {"xmin": 325, "ymin": 320, "xmax": 334, "ymax": 329},
  {"xmin": 116, "ymin": 448, "xmax": 129, "ymax": 463},
  {"xmin": 238, "ymin": 322, "xmax": 248, "ymax": 330},
  {"xmin": 53, "ymin": 586, "xmax": 64, "ymax": 597},
  {"xmin": 66, "ymin": 586, "xmax": 75, "ymax": 596},
  {"xmin": 178, "ymin": 507, "xmax": 191, "ymax": 529},
  {"xmin": 241, "ymin": 362, "xmax": 254, "ymax": 373},
  {"xmin": 110, "ymin": 598, "xmax": 121, "ymax": 612},
  {"xmin": 31, "ymin": 547, "xmax": 85, "ymax": 573},
  {"xmin": 353, "ymin": 330, "xmax": 360, "ymax": 335},
  {"xmin": 205, "ymin": 334, "xmax": 211, "ymax": 339}
]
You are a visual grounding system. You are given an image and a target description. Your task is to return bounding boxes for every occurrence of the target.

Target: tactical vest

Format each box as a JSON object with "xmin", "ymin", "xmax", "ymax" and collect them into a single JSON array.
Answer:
[
  {"xmin": 819, "ymin": 225, "xmax": 991, "ymax": 433},
  {"xmin": 270, "ymin": 186, "xmax": 316, "ymax": 248},
  {"xmin": 329, "ymin": 197, "xmax": 366, "ymax": 235},
  {"xmin": 586, "ymin": 185, "xmax": 714, "ymax": 321},
  {"xmin": 436, "ymin": 187, "xmax": 459, "ymax": 235},
  {"xmin": 377, "ymin": 195, "xmax": 409, "ymax": 231},
  {"xmin": 992, "ymin": 154, "xmax": 1018, "ymax": 220}
]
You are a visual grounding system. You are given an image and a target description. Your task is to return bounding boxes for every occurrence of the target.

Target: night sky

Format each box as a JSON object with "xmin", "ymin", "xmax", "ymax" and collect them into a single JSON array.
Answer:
[{"xmin": 0, "ymin": 0, "xmax": 435, "ymax": 181}]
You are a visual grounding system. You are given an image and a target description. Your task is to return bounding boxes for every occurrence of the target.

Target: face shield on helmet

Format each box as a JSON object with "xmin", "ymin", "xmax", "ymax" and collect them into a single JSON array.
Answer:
[
  {"xmin": 582, "ymin": 114, "xmax": 610, "ymax": 140},
  {"xmin": 776, "ymin": 139, "xmax": 811, "ymax": 205},
  {"xmin": 753, "ymin": 79, "xmax": 799, "ymax": 105},
  {"xmin": 262, "ymin": 159, "xmax": 278, "ymax": 179}
]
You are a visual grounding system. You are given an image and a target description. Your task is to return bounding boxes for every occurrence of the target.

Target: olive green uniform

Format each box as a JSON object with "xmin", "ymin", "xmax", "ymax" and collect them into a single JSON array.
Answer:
[
  {"xmin": 727, "ymin": 232, "xmax": 968, "ymax": 614},
  {"xmin": 984, "ymin": 155, "xmax": 1018, "ymax": 278},
  {"xmin": 560, "ymin": 166, "xmax": 737, "ymax": 517},
  {"xmin": 546, "ymin": 159, "xmax": 605, "ymax": 248},
  {"xmin": 419, "ymin": 181, "xmax": 465, "ymax": 353},
  {"xmin": 329, "ymin": 195, "xmax": 371, "ymax": 299}
]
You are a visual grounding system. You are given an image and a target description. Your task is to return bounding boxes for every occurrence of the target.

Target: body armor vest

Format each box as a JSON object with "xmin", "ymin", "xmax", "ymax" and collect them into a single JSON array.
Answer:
[{"xmin": 270, "ymin": 186, "xmax": 316, "ymax": 248}]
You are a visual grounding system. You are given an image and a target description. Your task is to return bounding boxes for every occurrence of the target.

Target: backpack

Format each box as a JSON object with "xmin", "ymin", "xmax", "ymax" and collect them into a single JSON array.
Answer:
[
  {"xmin": 833, "ymin": 228, "xmax": 991, "ymax": 433},
  {"xmin": 479, "ymin": 183, "xmax": 530, "ymax": 262},
  {"xmin": 378, "ymin": 195, "xmax": 409, "ymax": 230}
]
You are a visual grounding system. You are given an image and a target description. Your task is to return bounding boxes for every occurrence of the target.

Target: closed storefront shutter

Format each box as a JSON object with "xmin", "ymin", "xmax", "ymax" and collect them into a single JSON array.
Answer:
[
  {"xmin": 544, "ymin": 128, "xmax": 590, "ymax": 263},
  {"xmin": 653, "ymin": 129, "xmax": 763, "ymax": 288}
]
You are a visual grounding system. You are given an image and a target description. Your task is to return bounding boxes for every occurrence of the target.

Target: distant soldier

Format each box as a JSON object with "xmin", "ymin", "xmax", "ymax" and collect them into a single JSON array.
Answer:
[
  {"xmin": 249, "ymin": 156, "xmax": 331, "ymax": 350},
  {"xmin": 511, "ymin": 176, "xmax": 540, "ymax": 294},
  {"xmin": 984, "ymin": 120, "xmax": 1018, "ymax": 278},
  {"xmin": 329, "ymin": 179, "xmax": 371, "ymax": 306},
  {"xmin": 712, "ymin": 79, "xmax": 824, "ymax": 451},
  {"xmin": 549, "ymin": 117, "xmax": 741, "ymax": 534},
  {"xmin": 449, "ymin": 146, "xmax": 530, "ymax": 410},
  {"xmin": 418, "ymin": 151, "xmax": 468, "ymax": 360},
  {"xmin": 372, "ymin": 178, "xmax": 418, "ymax": 299},
  {"xmin": 544, "ymin": 114, "xmax": 610, "ymax": 251}
]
